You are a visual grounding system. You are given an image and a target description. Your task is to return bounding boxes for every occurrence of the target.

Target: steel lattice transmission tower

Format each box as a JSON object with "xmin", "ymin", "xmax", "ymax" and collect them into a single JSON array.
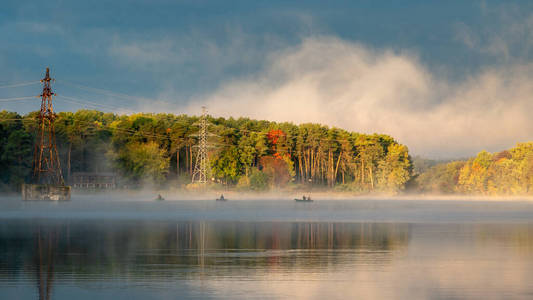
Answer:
[
  {"xmin": 192, "ymin": 106, "xmax": 210, "ymax": 184},
  {"xmin": 33, "ymin": 68, "xmax": 65, "ymax": 185}
]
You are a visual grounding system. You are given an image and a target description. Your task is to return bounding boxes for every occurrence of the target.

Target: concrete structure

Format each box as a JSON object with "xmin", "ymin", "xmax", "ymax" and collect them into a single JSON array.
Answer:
[
  {"xmin": 71, "ymin": 172, "xmax": 117, "ymax": 190},
  {"xmin": 22, "ymin": 184, "xmax": 71, "ymax": 201}
]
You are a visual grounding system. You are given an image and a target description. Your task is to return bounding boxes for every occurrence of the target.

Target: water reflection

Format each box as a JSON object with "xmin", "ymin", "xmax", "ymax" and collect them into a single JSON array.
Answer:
[
  {"xmin": 0, "ymin": 221, "xmax": 408, "ymax": 298},
  {"xmin": 34, "ymin": 228, "xmax": 56, "ymax": 300},
  {"xmin": 1, "ymin": 220, "xmax": 533, "ymax": 299},
  {"xmin": 175, "ymin": 222, "xmax": 409, "ymax": 250}
]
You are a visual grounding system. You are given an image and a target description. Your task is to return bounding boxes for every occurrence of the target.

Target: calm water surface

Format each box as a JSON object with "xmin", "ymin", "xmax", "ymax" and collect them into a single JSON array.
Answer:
[{"xmin": 1, "ymin": 196, "xmax": 533, "ymax": 299}]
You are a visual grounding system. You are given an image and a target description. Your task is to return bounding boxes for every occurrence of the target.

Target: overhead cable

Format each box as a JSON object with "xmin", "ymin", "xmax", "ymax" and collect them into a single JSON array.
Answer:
[
  {"xmin": 0, "ymin": 96, "xmax": 37, "ymax": 102},
  {"xmin": 0, "ymin": 81, "xmax": 40, "ymax": 89}
]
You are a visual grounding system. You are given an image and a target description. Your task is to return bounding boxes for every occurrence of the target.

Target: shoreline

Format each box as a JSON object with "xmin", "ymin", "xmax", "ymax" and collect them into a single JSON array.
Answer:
[
  {"xmin": 47, "ymin": 190, "xmax": 533, "ymax": 202},
  {"xmin": 4, "ymin": 188, "xmax": 533, "ymax": 202}
]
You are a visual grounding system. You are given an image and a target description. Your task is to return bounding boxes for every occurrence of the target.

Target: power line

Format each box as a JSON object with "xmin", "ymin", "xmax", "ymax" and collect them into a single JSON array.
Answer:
[
  {"xmin": 56, "ymin": 79, "xmax": 178, "ymax": 108},
  {"xmin": 0, "ymin": 118, "xmax": 29, "ymax": 122},
  {"xmin": 0, "ymin": 114, "xmax": 365, "ymax": 147},
  {"xmin": 0, "ymin": 115, "xmax": 371, "ymax": 161},
  {"xmin": 1, "ymin": 78, "xmax": 368, "ymax": 145},
  {"xmin": 73, "ymin": 119, "xmax": 178, "ymax": 141},
  {"xmin": 0, "ymin": 116, "xmax": 184, "ymax": 142},
  {"xmin": 57, "ymin": 79, "xmax": 140, "ymax": 101},
  {"xmin": 0, "ymin": 81, "xmax": 40, "ymax": 89},
  {"xmin": 0, "ymin": 96, "xmax": 38, "ymax": 102},
  {"xmin": 55, "ymin": 94, "xmax": 137, "ymax": 113}
]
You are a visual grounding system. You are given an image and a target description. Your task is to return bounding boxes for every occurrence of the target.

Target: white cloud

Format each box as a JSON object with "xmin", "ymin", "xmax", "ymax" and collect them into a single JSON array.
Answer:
[
  {"xmin": 100, "ymin": 8, "xmax": 533, "ymax": 159},
  {"xmin": 180, "ymin": 36, "xmax": 533, "ymax": 158}
]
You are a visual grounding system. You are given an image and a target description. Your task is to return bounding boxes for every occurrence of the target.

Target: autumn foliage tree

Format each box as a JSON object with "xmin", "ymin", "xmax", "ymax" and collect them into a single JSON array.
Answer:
[
  {"xmin": 416, "ymin": 142, "xmax": 533, "ymax": 195},
  {"xmin": 259, "ymin": 156, "xmax": 291, "ymax": 188}
]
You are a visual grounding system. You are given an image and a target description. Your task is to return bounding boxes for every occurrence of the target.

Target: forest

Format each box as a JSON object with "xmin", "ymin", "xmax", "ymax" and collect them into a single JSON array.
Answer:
[
  {"xmin": 0, "ymin": 109, "xmax": 412, "ymax": 193},
  {"xmin": 415, "ymin": 143, "xmax": 533, "ymax": 195}
]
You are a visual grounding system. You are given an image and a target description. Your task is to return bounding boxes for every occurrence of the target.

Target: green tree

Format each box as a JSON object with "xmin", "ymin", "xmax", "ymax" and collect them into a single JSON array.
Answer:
[
  {"xmin": 1, "ymin": 129, "xmax": 33, "ymax": 191},
  {"xmin": 377, "ymin": 144, "xmax": 411, "ymax": 191},
  {"xmin": 211, "ymin": 147, "xmax": 242, "ymax": 184},
  {"xmin": 111, "ymin": 141, "xmax": 169, "ymax": 185},
  {"xmin": 248, "ymin": 168, "xmax": 269, "ymax": 191}
]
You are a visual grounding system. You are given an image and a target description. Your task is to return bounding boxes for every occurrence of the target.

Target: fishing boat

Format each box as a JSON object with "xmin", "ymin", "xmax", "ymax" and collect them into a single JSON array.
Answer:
[
  {"xmin": 216, "ymin": 194, "xmax": 227, "ymax": 201},
  {"xmin": 294, "ymin": 196, "xmax": 313, "ymax": 202},
  {"xmin": 155, "ymin": 194, "xmax": 165, "ymax": 201}
]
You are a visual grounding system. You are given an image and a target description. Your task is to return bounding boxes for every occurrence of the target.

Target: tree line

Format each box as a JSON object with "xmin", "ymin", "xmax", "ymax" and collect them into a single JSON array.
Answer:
[
  {"xmin": 415, "ymin": 142, "xmax": 533, "ymax": 195},
  {"xmin": 0, "ymin": 109, "xmax": 412, "ymax": 192}
]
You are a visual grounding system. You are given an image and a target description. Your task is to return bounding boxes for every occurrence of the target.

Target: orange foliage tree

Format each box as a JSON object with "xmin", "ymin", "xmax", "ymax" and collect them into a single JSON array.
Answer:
[{"xmin": 259, "ymin": 156, "xmax": 291, "ymax": 188}]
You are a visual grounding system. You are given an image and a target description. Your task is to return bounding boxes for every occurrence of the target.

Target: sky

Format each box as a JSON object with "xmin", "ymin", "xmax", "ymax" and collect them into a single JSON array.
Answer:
[{"xmin": 1, "ymin": 0, "xmax": 533, "ymax": 158}]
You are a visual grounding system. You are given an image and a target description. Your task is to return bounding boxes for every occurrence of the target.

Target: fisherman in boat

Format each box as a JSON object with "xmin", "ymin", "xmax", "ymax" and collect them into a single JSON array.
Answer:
[
  {"xmin": 156, "ymin": 194, "xmax": 164, "ymax": 201},
  {"xmin": 220, "ymin": 194, "xmax": 225, "ymax": 201},
  {"xmin": 302, "ymin": 195, "xmax": 306, "ymax": 201}
]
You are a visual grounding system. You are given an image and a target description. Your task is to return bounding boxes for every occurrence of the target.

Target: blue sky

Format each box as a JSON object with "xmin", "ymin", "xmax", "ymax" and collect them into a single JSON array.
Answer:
[{"xmin": 1, "ymin": 0, "xmax": 533, "ymax": 157}]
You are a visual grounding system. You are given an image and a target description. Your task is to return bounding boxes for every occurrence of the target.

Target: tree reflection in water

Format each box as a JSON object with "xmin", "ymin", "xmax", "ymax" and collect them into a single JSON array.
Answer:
[
  {"xmin": 0, "ymin": 220, "xmax": 409, "ymax": 289},
  {"xmin": 2, "ymin": 220, "xmax": 533, "ymax": 299}
]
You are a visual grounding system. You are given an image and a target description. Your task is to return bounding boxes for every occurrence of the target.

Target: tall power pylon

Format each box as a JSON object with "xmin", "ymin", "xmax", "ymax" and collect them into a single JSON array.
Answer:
[
  {"xmin": 192, "ymin": 106, "xmax": 210, "ymax": 184},
  {"xmin": 33, "ymin": 68, "xmax": 65, "ymax": 185}
]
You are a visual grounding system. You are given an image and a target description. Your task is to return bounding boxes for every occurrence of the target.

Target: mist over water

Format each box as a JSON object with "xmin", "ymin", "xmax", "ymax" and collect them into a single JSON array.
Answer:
[
  {"xmin": 2, "ymin": 195, "xmax": 533, "ymax": 223},
  {"xmin": 1, "ymin": 196, "xmax": 533, "ymax": 299}
]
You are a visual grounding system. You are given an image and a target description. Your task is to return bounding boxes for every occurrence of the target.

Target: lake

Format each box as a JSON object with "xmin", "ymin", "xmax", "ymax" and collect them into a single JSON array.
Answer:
[{"xmin": 1, "ymin": 196, "xmax": 533, "ymax": 299}]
